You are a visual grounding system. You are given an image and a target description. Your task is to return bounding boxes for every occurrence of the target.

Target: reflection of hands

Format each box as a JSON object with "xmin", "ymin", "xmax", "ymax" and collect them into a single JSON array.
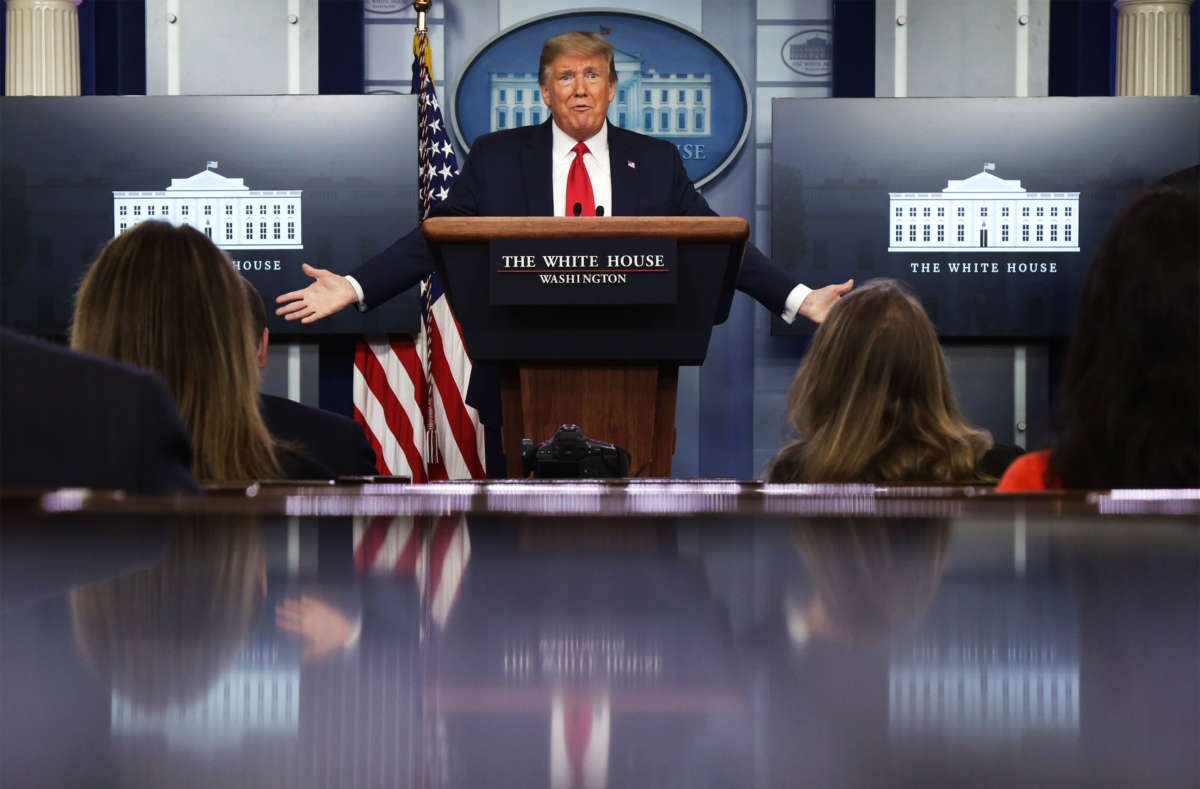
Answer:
[
  {"xmin": 275, "ymin": 263, "xmax": 358, "ymax": 324},
  {"xmin": 276, "ymin": 596, "xmax": 356, "ymax": 660},
  {"xmin": 798, "ymin": 278, "xmax": 854, "ymax": 324}
]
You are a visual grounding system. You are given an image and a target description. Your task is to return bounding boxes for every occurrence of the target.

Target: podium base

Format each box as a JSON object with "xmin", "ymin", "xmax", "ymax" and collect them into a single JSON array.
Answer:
[{"xmin": 500, "ymin": 363, "xmax": 678, "ymax": 478}]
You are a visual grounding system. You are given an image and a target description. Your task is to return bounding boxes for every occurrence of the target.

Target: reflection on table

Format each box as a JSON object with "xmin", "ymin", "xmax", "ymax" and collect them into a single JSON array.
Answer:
[{"xmin": 1, "ymin": 484, "xmax": 1196, "ymax": 787}]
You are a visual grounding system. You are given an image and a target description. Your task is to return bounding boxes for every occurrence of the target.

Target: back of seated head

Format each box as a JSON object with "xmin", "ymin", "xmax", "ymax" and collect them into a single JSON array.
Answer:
[
  {"xmin": 70, "ymin": 523, "xmax": 264, "ymax": 712},
  {"xmin": 1156, "ymin": 164, "xmax": 1199, "ymax": 192},
  {"xmin": 791, "ymin": 518, "xmax": 950, "ymax": 645},
  {"xmin": 70, "ymin": 221, "xmax": 283, "ymax": 482},
  {"xmin": 242, "ymin": 273, "xmax": 268, "ymax": 341},
  {"xmin": 0, "ymin": 327, "xmax": 199, "ymax": 493},
  {"xmin": 1049, "ymin": 187, "xmax": 1199, "ymax": 489},
  {"xmin": 767, "ymin": 278, "xmax": 994, "ymax": 484},
  {"xmin": 238, "ymin": 273, "xmax": 376, "ymax": 478}
]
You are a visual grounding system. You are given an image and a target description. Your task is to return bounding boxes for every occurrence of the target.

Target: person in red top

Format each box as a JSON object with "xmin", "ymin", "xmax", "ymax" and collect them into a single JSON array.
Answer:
[
  {"xmin": 997, "ymin": 188, "xmax": 1199, "ymax": 490},
  {"xmin": 995, "ymin": 449, "xmax": 1056, "ymax": 490}
]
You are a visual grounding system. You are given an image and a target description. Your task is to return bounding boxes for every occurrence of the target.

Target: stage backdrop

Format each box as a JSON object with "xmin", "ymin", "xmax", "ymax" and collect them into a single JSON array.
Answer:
[
  {"xmin": 770, "ymin": 96, "xmax": 1200, "ymax": 336},
  {"xmin": 451, "ymin": 10, "xmax": 752, "ymax": 189},
  {"xmin": 0, "ymin": 95, "xmax": 419, "ymax": 337}
]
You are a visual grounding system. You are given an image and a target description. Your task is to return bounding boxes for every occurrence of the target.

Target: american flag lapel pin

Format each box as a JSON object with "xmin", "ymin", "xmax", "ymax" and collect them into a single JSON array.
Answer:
[{"xmin": 627, "ymin": 160, "xmax": 636, "ymax": 169}]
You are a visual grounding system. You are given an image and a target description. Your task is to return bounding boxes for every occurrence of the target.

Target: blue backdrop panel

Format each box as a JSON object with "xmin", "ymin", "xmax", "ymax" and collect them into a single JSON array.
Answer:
[
  {"xmin": 452, "ymin": 10, "xmax": 750, "ymax": 188},
  {"xmin": 0, "ymin": 95, "xmax": 419, "ymax": 337},
  {"xmin": 770, "ymin": 97, "xmax": 1200, "ymax": 337},
  {"xmin": 320, "ymin": 0, "xmax": 366, "ymax": 95},
  {"xmin": 832, "ymin": 0, "xmax": 874, "ymax": 98}
]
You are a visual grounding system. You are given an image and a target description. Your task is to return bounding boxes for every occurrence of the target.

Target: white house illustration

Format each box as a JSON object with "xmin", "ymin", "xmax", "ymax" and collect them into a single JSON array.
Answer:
[
  {"xmin": 111, "ymin": 648, "xmax": 299, "ymax": 745},
  {"xmin": 888, "ymin": 164, "xmax": 1079, "ymax": 253},
  {"xmin": 112, "ymin": 163, "xmax": 303, "ymax": 250},
  {"xmin": 489, "ymin": 48, "xmax": 711, "ymax": 136},
  {"xmin": 889, "ymin": 658, "xmax": 1079, "ymax": 741}
]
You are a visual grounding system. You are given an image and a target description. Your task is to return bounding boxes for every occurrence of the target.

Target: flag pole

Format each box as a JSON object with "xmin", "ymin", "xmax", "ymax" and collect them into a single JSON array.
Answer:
[
  {"xmin": 414, "ymin": 0, "xmax": 441, "ymax": 473},
  {"xmin": 409, "ymin": 0, "xmax": 482, "ymax": 480}
]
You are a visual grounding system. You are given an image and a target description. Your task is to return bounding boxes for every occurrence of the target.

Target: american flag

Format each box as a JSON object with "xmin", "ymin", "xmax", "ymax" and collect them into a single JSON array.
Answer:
[
  {"xmin": 353, "ymin": 514, "xmax": 471, "ymax": 631},
  {"xmin": 352, "ymin": 29, "xmax": 486, "ymax": 481}
]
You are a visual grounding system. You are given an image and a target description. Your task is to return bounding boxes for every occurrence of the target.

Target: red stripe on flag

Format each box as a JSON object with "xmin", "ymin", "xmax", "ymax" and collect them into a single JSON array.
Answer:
[
  {"xmin": 429, "ymin": 318, "xmax": 486, "ymax": 479},
  {"xmin": 354, "ymin": 515, "xmax": 394, "ymax": 572},
  {"xmin": 355, "ymin": 341, "xmax": 427, "ymax": 483},
  {"xmin": 425, "ymin": 515, "xmax": 460, "ymax": 603},
  {"xmin": 353, "ymin": 404, "xmax": 393, "ymax": 477},
  {"xmin": 390, "ymin": 336, "xmax": 427, "ymax": 404},
  {"xmin": 395, "ymin": 523, "xmax": 422, "ymax": 574},
  {"xmin": 450, "ymin": 309, "xmax": 469, "ymax": 348}
]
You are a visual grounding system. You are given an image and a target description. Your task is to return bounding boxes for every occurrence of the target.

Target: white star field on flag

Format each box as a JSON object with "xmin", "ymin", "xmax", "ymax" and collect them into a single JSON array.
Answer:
[
  {"xmin": 354, "ymin": 32, "xmax": 486, "ymax": 485},
  {"xmin": 417, "ymin": 55, "xmax": 459, "ymax": 220}
]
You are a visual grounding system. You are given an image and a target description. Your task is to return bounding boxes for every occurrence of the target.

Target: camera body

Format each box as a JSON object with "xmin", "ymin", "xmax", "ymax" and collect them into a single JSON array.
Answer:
[{"xmin": 520, "ymin": 424, "xmax": 630, "ymax": 479}]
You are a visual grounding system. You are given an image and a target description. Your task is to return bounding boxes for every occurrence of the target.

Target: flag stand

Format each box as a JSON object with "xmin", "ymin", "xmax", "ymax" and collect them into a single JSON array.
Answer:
[{"xmin": 352, "ymin": 0, "xmax": 487, "ymax": 481}]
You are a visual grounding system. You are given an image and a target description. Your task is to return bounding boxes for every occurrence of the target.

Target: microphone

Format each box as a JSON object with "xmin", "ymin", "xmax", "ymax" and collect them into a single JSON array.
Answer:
[
  {"xmin": 572, "ymin": 202, "xmax": 582, "ymax": 217},
  {"xmin": 595, "ymin": 206, "xmax": 605, "ymax": 217}
]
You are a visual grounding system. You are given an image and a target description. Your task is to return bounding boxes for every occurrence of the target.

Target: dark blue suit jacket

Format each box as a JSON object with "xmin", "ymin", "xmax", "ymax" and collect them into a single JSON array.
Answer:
[
  {"xmin": 0, "ymin": 328, "xmax": 199, "ymax": 493},
  {"xmin": 351, "ymin": 121, "xmax": 798, "ymax": 316},
  {"xmin": 261, "ymin": 393, "xmax": 379, "ymax": 477}
]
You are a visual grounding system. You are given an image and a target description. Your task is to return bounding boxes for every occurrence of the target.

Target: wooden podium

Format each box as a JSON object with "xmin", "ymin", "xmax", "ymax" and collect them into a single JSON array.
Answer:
[{"xmin": 423, "ymin": 216, "xmax": 747, "ymax": 478}]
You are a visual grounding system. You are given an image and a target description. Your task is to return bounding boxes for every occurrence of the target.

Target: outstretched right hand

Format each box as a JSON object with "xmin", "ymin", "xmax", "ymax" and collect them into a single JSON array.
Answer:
[
  {"xmin": 276, "ymin": 596, "xmax": 356, "ymax": 661},
  {"xmin": 275, "ymin": 263, "xmax": 358, "ymax": 324}
]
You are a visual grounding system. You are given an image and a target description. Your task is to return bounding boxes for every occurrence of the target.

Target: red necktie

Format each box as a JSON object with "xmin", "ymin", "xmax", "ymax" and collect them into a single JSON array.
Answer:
[
  {"xmin": 563, "ymin": 693, "xmax": 594, "ymax": 787},
  {"xmin": 565, "ymin": 142, "xmax": 595, "ymax": 217}
]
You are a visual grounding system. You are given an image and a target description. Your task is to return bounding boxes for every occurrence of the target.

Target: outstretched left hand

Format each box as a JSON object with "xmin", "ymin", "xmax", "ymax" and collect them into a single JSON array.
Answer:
[{"xmin": 798, "ymin": 278, "xmax": 854, "ymax": 324}]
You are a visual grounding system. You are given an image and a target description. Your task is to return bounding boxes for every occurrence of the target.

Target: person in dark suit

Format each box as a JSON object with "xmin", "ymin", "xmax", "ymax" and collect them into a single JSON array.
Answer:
[
  {"xmin": 1157, "ymin": 163, "xmax": 1198, "ymax": 191},
  {"xmin": 275, "ymin": 31, "xmax": 852, "ymax": 327},
  {"xmin": 242, "ymin": 277, "xmax": 379, "ymax": 477},
  {"xmin": 0, "ymin": 327, "xmax": 199, "ymax": 493}
]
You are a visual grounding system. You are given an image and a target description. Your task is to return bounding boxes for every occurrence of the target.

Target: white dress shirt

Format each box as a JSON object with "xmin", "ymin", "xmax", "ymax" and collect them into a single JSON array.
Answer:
[
  {"xmin": 551, "ymin": 120, "xmax": 612, "ymax": 217},
  {"xmin": 349, "ymin": 118, "xmax": 813, "ymax": 322}
]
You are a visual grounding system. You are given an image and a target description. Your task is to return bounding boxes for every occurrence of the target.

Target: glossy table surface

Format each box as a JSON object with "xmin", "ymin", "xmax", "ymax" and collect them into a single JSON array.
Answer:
[{"xmin": 2, "ymin": 482, "xmax": 1197, "ymax": 788}]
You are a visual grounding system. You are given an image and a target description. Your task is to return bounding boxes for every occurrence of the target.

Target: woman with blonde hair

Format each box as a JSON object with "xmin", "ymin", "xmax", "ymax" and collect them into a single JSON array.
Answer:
[
  {"xmin": 71, "ymin": 221, "xmax": 287, "ymax": 482},
  {"xmin": 70, "ymin": 522, "xmax": 266, "ymax": 711},
  {"xmin": 767, "ymin": 278, "xmax": 1019, "ymax": 483}
]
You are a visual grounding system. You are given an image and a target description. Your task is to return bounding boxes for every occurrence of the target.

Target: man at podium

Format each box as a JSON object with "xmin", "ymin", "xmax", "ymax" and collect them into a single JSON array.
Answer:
[{"xmin": 276, "ymin": 32, "xmax": 852, "ymax": 327}]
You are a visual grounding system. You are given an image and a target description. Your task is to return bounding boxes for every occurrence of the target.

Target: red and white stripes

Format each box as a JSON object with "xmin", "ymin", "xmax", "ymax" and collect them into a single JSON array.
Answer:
[{"xmin": 353, "ymin": 514, "xmax": 471, "ymax": 630}]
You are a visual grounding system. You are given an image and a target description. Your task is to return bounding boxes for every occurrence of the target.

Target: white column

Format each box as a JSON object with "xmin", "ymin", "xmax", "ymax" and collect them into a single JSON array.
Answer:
[
  {"xmin": 5, "ymin": 0, "xmax": 82, "ymax": 96},
  {"xmin": 1115, "ymin": 0, "xmax": 1194, "ymax": 95}
]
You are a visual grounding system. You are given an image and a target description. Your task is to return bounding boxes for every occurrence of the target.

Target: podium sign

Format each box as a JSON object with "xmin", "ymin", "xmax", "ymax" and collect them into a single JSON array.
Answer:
[
  {"xmin": 426, "ymin": 217, "xmax": 743, "ymax": 364},
  {"xmin": 489, "ymin": 237, "xmax": 677, "ymax": 305},
  {"xmin": 425, "ymin": 216, "xmax": 747, "ymax": 476}
]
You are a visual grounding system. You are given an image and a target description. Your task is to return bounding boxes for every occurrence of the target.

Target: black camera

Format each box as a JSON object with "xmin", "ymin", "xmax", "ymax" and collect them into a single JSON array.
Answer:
[{"xmin": 520, "ymin": 424, "xmax": 631, "ymax": 479}]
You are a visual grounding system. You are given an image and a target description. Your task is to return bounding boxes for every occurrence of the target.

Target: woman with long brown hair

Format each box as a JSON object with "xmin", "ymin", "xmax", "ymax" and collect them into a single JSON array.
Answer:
[
  {"xmin": 71, "ymin": 221, "xmax": 284, "ymax": 482},
  {"xmin": 70, "ymin": 522, "xmax": 266, "ymax": 711},
  {"xmin": 767, "ymin": 278, "xmax": 1017, "ymax": 483},
  {"xmin": 997, "ymin": 188, "xmax": 1199, "ymax": 489}
]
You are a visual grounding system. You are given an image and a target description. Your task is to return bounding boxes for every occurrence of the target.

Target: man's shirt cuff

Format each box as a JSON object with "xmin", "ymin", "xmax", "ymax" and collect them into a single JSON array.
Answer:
[
  {"xmin": 779, "ymin": 284, "xmax": 813, "ymax": 325},
  {"xmin": 345, "ymin": 275, "xmax": 368, "ymax": 312},
  {"xmin": 343, "ymin": 615, "xmax": 364, "ymax": 652}
]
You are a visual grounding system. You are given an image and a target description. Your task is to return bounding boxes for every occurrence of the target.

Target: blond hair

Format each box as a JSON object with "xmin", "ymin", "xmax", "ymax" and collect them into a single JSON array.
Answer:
[
  {"xmin": 792, "ymin": 519, "xmax": 950, "ymax": 644},
  {"xmin": 538, "ymin": 31, "xmax": 616, "ymax": 86},
  {"xmin": 71, "ymin": 221, "xmax": 282, "ymax": 482},
  {"xmin": 767, "ymin": 279, "xmax": 993, "ymax": 483},
  {"xmin": 70, "ymin": 522, "xmax": 264, "ymax": 711}
]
